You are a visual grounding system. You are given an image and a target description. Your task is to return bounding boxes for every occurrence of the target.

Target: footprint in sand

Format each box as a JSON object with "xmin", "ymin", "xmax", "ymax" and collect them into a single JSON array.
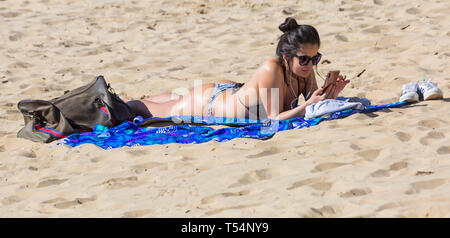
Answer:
[
  {"xmin": 204, "ymin": 203, "xmax": 261, "ymax": 216},
  {"xmin": 101, "ymin": 176, "xmax": 141, "ymax": 189},
  {"xmin": 84, "ymin": 45, "xmax": 113, "ymax": 56},
  {"xmin": 349, "ymin": 143, "xmax": 362, "ymax": 151},
  {"xmin": 370, "ymin": 169, "xmax": 390, "ymax": 177},
  {"xmin": 249, "ymin": 39, "xmax": 266, "ymax": 47},
  {"xmin": 389, "ymin": 161, "xmax": 408, "ymax": 171},
  {"xmin": 376, "ymin": 202, "xmax": 402, "ymax": 212},
  {"xmin": 132, "ymin": 161, "xmax": 167, "ymax": 174},
  {"xmin": 356, "ymin": 149, "xmax": 381, "ymax": 161},
  {"xmin": 224, "ymin": 39, "xmax": 243, "ymax": 46},
  {"xmin": 373, "ymin": 0, "xmax": 387, "ymax": 5},
  {"xmin": 437, "ymin": 146, "xmax": 450, "ymax": 155},
  {"xmin": 167, "ymin": 65, "xmax": 186, "ymax": 72},
  {"xmin": 1, "ymin": 12, "xmax": 21, "ymax": 18},
  {"xmin": 417, "ymin": 119, "xmax": 443, "ymax": 130},
  {"xmin": 229, "ymin": 168, "xmax": 281, "ymax": 188},
  {"xmin": 90, "ymin": 156, "xmax": 108, "ymax": 163},
  {"xmin": 405, "ymin": 179, "xmax": 446, "ymax": 195},
  {"xmin": 55, "ymin": 67, "xmax": 78, "ymax": 75},
  {"xmin": 75, "ymin": 41, "xmax": 93, "ymax": 46},
  {"xmin": 127, "ymin": 149, "xmax": 152, "ymax": 157},
  {"xmin": 395, "ymin": 131, "xmax": 411, "ymax": 142},
  {"xmin": 19, "ymin": 84, "xmax": 29, "ymax": 89},
  {"xmin": 327, "ymin": 121, "xmax": 339, "ymax": 129},
  {"xmin": 5, "ymin": 109, "xmax": 22, "ymax": 121},
  {"xmin": 8, "ymin": 61, "xmax": 33, "ymax": 69},
  {"xmin": 339, "ymin": 188, "xmax": 372, "ymax": 198},
  {"xmin": 406, "ymin": 8, "xmax": 420, "ymax": 15},
  {"xmin": 370, "ymin": 160, "xmax": 408, "ymax": 177},
  {"xmin": 10, "ymin": 148, "xmax": 36, "ymax": 158},
  {"xmin": 53, "ymin": 196, "xmax": 97, "ymax": 209},
  {"xmin": 335, "ymin": 34, "xmax": 349, "ymax": 42},
  {"xmin": 420, "ymin": 131, "xmax": 445, "ymax": 145},
  {"xmin": 354, "ymin": 113, "xmax": 378, "ymax": 120},
  {"xmin": 309, "ymin": 204, "xmax": 341, "ymax": 217},
  {"xmin": 316, "ymin": 205, "xmax": 339, "ymax": 216},
  {"xmin": 311, "ymin": 162, "xmax": 347, "ymax": 173},
  {"xmin": 9, "ymin": 31, "xmax": 24, "ymax": 41},
  {"xmin": 309, "ymin": 182, "xmax": 333, "ymax": 191},
  {"xmin": 363, "ymin": 25, "xmax": 388, "ymax": 34},
  {"xmin": 245, "ymin": 147, "xmax": 281, "ymax": 159},
  {"xmin": 37, "ymin": 179, "xmax": 68, "ymax": 188},
  {"xmin": 41, "ymin": 197, "xmax": 67, "ymax": 204},
  {"xmin": 287, "ymin": 177, "xmax": 325, "ymax": 190},
  {"xmin": 201, "ymin": 190, "xmax": 250, "ymax": 204},
  {"xmin": 122, "ymin": 209, "xmax": 154, "ymax": 218},
  {"xmin": 124, "ymin": 6, "xmax": 144, "ymax": 13},
  {"xmin": 54, "ymin": 200, "xmax": 82, "ymax": 209},
  {"xmin": 2, "ymin": 195, "xmax": 21, "ymax": 206}
]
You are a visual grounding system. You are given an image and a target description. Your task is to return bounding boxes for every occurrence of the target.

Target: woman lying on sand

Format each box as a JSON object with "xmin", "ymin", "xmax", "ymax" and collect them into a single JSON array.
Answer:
[{"xmin": 123, "ymin": 17, "xmax": 350, "ymax": 121}]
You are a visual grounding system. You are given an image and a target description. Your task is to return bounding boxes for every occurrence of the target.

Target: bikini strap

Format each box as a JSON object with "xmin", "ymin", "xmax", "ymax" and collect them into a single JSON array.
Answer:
[
  {"xmin": 283, "ymin": 60, "xmax": 303, "ymax": 107},
  {"xmin": 281, "ymin": 62, "xmax": 288, "ymax": 85}
]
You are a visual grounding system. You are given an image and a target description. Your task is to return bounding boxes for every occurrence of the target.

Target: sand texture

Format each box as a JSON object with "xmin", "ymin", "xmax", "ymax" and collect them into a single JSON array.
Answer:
[{"xmin": 0, "ymin": 0, "xmax": 449, "ymax": 217}]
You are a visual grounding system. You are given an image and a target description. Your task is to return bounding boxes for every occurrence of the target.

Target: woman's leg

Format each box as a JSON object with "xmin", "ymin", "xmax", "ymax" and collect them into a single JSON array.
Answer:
[
  {"xmin": 143, "ymin": 80, "xmax": 235, "ymax": 103},
  {"xmin": 126, "ymin": 100, "xmax": 153, "ymax": 118},
  {"xmin": 120, "ymin": 94, "xmax": 181, "ymax": 118},
  {"xmin": 127, "ymin": 99, "xmax": 182, "ymax": 118},
  {"xmin": 169, "ymin": 83, "xmax": 217, "ymax": 117},
  {"xmin": 124, "ymin": 81, "xmax": 233, "ymax": 118}
]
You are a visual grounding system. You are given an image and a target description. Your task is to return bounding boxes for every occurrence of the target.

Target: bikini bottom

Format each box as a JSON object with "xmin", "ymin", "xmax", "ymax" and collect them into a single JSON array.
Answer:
[{"xmin": 206, "ymin": 82, "xmax": 244, "ymax": 117}]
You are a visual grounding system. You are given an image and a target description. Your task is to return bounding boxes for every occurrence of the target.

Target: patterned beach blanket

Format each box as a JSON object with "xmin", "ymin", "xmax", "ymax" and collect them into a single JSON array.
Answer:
[{"xmin": 57, "ymin": 101, "xmax": 407, "ymax": 149}]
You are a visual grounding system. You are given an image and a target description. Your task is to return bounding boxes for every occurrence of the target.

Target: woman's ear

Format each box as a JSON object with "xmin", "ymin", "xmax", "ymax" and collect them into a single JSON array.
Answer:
[
  {"xmin": 282, "ymin": 54, "xmax": 290, "ymax": 70},
  {"xmin": 282, "ymin": 54, "xmax": 287, "ymax": 63}
]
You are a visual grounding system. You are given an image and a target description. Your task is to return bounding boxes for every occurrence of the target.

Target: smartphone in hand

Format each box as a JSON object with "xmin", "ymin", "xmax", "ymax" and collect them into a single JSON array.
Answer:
[{"xmin": 321, "ymin": 70, "xmax": 340, "ymax": 95}]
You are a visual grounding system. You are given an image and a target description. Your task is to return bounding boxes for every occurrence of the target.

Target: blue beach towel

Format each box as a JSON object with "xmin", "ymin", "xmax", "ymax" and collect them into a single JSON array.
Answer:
[{"xmin": 57, "ymin": 101, "xmax": 408, "ymax": 149}]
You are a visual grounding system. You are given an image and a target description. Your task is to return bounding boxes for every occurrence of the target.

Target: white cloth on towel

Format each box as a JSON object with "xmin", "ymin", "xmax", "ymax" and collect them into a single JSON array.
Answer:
[
  {"xmin": 305, "ymin": 97, "xmax": 371, "ymax": 120},
  {"xmin": 133, "ymin": 116, "xmax": 145, "ymax": 125}
]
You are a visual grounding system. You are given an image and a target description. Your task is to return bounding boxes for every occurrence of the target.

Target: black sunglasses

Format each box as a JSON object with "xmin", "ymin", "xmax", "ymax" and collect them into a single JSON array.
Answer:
[{"xmin": 293, "ymin": 52, "xmax": 322, "ymax": 66}]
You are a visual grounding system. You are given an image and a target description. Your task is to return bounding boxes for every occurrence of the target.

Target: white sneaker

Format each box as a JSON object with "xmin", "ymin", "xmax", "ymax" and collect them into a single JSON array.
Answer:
[
  {"xmin": 419, "ymin": 79, "xmax": 443, "ymax": 100},
  {"xmin": 399, "ymin": 82, "xmax": 419, "ymax": 102}
]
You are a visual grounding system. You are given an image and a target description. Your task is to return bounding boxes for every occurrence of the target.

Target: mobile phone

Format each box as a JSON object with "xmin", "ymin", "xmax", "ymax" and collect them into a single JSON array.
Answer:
[{"xmin": 321, "ymin": 70, "xmax": 340, "ymax": 95}]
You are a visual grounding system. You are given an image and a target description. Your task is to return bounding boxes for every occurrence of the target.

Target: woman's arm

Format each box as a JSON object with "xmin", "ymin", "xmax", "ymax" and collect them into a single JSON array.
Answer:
[
  {"xmin": 330, "ymin": 74, "xmax": 350, "ymax": 99},
  {"xmin": 303, "ymin": 70, "xmax": 319, "ymax": 101},
  {"xmin": 272, "ymin": 101, "xmax": 310, "ymax": 120},
  {"xmin": 275, "ymin": 86, "xmax": 329, "ymax": 120},
  {"xmin": 256, "ymin": 61, "xmax": 285, "ymax": 120},
  {"xmin": 257, "ymin": 61, "xmax": 331, "ymax": 121},
  {"xmin": 306, "ymin": 71, "xmax": 349, "ymax": 100}
]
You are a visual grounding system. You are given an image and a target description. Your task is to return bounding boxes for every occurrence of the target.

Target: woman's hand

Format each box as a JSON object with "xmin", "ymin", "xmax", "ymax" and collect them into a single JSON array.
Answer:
[
  {"xmin": 328, "ymin": 74, "xmax": 350, "ymax": 99},
  {"xmin": 306, "ymin": 87, "xmax": 328, "ymax": 106}
]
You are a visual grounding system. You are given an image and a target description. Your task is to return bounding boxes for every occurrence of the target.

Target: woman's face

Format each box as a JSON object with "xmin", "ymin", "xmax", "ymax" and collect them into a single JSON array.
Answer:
[{"xmin": 287, "ymin": 43, "xmax": 320, "ymax": 78}]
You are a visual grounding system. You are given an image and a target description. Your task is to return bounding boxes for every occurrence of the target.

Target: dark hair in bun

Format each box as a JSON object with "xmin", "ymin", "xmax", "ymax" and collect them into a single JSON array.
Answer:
[
  {"xmin": 276, "ymin": 17, "xmax": 321, "ymax": 83},
  {"xmin": 276, "ymin": 17, "xmax": 321, "ymax": 58},
  {"xmin": 278, "ymin": 17, "xmax": 300, "ymax": 33}
]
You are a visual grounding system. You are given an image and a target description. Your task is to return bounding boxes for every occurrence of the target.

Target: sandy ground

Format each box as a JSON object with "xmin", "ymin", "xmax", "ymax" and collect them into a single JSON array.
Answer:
[{"xmin": 1, "ymin": 0, "xmax": 449, "ymax": 217}]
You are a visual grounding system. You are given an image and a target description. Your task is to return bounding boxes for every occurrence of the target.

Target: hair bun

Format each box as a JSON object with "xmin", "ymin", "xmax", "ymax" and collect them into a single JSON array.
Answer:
[{"xmin": 279, "ymin": 17, "xmax": 299, "ymax": 33}]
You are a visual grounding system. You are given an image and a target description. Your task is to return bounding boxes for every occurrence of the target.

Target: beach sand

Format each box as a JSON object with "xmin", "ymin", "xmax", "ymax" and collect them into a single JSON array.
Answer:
[{"xmin": 0, "ymin": 0, "xmax": 449, "ymax": 217}]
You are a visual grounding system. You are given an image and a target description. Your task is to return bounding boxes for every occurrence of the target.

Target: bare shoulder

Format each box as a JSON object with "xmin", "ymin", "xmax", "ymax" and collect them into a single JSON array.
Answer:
[
  {"xmin": 258, "ymin": 57, "xmax": 282, "ymax": 74},
  {"xmin": 250, "ymin": 57, "xmax": 283, "ymax": 86}
]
